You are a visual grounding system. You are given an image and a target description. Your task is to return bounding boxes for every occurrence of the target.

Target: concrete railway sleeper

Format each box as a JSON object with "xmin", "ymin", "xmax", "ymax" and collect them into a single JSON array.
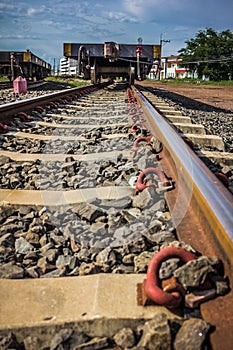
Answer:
[{"xmin": 0, "ymin": 82, "xmax": 232, "ymax": 349}]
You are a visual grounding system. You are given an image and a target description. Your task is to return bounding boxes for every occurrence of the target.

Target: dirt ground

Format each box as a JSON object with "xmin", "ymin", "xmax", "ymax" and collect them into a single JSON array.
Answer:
[{"xmin": 139, "ymin": 81, "xmax": 233, "ymax": 112}]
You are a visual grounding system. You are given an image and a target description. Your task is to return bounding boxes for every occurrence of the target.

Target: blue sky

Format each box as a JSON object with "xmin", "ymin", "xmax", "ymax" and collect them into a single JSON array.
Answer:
[{"xmin": 0, "ymin": 0, "xmax": 232, "ymax": 66}]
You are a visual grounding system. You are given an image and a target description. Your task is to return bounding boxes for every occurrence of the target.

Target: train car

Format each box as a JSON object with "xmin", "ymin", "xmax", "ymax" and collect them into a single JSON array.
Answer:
[
  {"xmin": 63, "ymin": 42, "xmax": 160, "ymax": 84},
  {"xmin": 0, "ymin": 50, "xmax": 51, "ymax": 81}
]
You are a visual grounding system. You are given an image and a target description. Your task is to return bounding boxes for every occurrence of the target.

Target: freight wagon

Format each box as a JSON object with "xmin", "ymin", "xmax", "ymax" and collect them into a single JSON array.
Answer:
[
  {"xmin": 63, "ymin": 42, "xmax": 160, "ymax": 84},
  {"xmin": 0, "ymin": 50, "xmax": 51, "ymax": 81}
]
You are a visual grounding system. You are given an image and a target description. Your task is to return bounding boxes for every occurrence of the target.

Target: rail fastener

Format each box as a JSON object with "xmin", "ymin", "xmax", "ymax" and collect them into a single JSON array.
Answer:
[
  {"xmin": 16, "ymin": 112, "xmax": 30, "ymax": 121},
  {"xmin": 137, "ymin": 247, "xmax": 197, "ymax": 308},
  {"xmin": 135, "ymin": 167, "xmax": 171, "ymax": 192}
]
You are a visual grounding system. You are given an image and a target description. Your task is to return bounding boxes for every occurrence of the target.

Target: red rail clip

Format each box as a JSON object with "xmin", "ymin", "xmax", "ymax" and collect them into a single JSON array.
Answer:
[
  {"xmin": 0, "ymin": 122, "xmax": 8, "ymax": 132},
  {"xmin": 16, "ymin": 112, "xmax": 30, "ymax": 121},
  {"xmin": 214, "ymin": 172, "xmax": 229, "ymax": 188},
  {"xmin": 145, "ymin": 247, "xmax": 197, "ymax": 308},
  {"xmin": 136, "ymin": 167, "xmax": 170, "ymax": 191},
  {"xmin": 35, "ymin": 105, "xmax": 46, "ymax": 113}
]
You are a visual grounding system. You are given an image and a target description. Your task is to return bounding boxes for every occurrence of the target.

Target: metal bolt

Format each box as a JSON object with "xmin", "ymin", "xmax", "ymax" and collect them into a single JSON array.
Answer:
[{"xmin": 185, "ymin": 288, "xmax": 216, "ymax": 308}]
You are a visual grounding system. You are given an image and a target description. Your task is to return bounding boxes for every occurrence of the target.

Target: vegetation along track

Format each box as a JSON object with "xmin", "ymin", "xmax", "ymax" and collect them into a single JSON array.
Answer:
[{"xmin": 0, "ymin": 82, "xmax": 232, "ymax": 350}]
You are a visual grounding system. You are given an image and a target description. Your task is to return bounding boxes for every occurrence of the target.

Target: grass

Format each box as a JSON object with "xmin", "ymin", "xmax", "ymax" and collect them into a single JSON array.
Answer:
[
  {"xmin": 0, "ymin": 76, "xmax": 10, "ymax": 82},
  {"xmin": 45, "ymin": 76, "xmax": 92, "ymax": 88},
  {"xmin": 146, "ymin": 78, "xmax": 233, "ymax": 86},
  {"xmin": 0, "ymin": 75, "xmax": 92, "ymax": 86}
]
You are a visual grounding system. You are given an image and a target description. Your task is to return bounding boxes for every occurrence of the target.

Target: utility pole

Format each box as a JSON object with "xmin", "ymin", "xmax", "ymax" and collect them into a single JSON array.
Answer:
[
  {"xmin": 159, "ymin": 34, "xmax": 170, "ymax": 80},
  {"xmin": 10, "ymin": 52, "xmax": 15, "ymax": 81},
  {"xmin": 136, "ymin": 37, "xmax": 142, "ymax": 81},
  {"xmin": 164, "ymin": 57, "xmax": 168, "ymax": 79}
]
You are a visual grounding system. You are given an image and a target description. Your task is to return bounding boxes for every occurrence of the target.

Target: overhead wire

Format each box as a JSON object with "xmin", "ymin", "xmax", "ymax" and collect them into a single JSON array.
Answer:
[
  {"xmin": 177, "ymin": 56, "xmax": 233, "ymax": 65},
  {"xmin": 118, "ymin": 57, "xmax": 151, "ymax": 65}
]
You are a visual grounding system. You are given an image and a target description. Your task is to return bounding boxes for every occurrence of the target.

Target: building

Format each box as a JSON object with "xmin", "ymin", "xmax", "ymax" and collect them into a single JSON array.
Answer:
[
  {"xmin": 59, "ymin": 57, "xmax": 78, "ymax": 76},
  {"xmin": 162, "ymin": 56, "xmax": 186, "ymax": 79},
  {"xmin": 148, "ymin": 55, "xmax": 192, "ymax": 80}
]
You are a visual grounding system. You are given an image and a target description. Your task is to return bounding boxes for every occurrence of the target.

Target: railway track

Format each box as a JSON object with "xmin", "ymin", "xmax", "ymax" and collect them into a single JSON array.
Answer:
[
  {"xmin": 0, "ymin": 82, "xmax": 232, "ymax": 349},
  {"xmin": 0, "ymin": 80, "xmax": 68, "ymax": 107},
  {"xmin": 0, "ymin": 80, "xmax": 47, "ymax": 90}
]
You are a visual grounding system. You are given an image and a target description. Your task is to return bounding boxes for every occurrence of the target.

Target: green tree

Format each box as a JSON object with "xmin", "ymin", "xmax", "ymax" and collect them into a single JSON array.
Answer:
[{"xmin": 178, "ymin": 28, "xmax": 233, "ymax": 81}]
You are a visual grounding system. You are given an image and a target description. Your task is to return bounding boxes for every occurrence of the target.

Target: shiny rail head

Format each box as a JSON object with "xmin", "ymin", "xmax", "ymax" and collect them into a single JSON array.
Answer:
[{"xmin": 134, "ymin": 87, "xmax": 233, "ymax": 263}]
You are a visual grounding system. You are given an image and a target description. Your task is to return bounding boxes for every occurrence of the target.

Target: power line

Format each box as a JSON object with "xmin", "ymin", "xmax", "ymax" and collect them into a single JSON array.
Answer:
[
  {"xmin": 117, "ymin": 55, "xmax": 233, "ymax": 66},
  {"xmin": 179, "ymin": 56, "xmax": 233, "ymax": 65},
  {"xmin": 118, "ymin": 57, "xmax": 150, "ymax": 65}
]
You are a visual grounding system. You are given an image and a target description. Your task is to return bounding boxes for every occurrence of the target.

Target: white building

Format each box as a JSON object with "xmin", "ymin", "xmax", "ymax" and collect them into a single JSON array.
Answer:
[
  {"xmin": 60, "ymin": 57, "xmax": 78, "ymax": 76},
  {"xmin": 148, "ymin": 55, "xmax": 192, "ymax": 80}
]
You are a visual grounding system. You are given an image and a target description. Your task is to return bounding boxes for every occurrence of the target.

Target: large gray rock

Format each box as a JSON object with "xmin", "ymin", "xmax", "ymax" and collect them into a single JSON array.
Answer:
[
  {"xmin": 174, "ymin": 318, "xmax": 211, "ymax": 350},
  {"xmin": 40, "ymin": 242, "xmax": 54, "ymax": 254},
  {"xmin": 0, "ymin": 204, "xmax": 15, "ymax": 222},
  {"xmin": 24, "ymin": 336, "xmax": 41, "ymax": 350},
  {"xmin": 137, "ymin": 313, "xmax": 171, "ymax": 350},
  {"xmin": 122, "ymin": 253, "xmax": 136, "ymax": 265},
  {"xmin": 40, "ymin": 267, "xmax": 66, "ymax": 278},
  {"xmin": 160, "ymin": 240, "xmax": 196, "ymax": 253},
  {"xmin": 0, "ymin": 262, "xmax": 24, "ymax": 279},
  {"xmin": 112, "ymin": 264, "xmax": 134, "ymax": 274},
  {"xmin": 174, "ymin": 256, "xmax": 221, "ymax": 289},
  {"xmin": 50, "ymin": 328, "xmax": 73, "ymax": 350},
  {"xmin": 136, "ymin": 155, "xmax": 149, "ymax": 170},
  {"xmin": 132, "ymin": 187, "xmax": 160, "ymax": 209},
  {"xmin": 148, "ymin": 198, "xmax": 167, "ymax": 213},
  {"xmin": 9, "ymin": 175, "xmax": 21, "ymax": 188},
  {"xmin": 76, "ymin": 247, "xmax": 90, "ymax": 262},
  {"xmin": 129, "ymin": 222, "xmax": 147, "ymax": 235},
  {"xmin": 26, "ymin": 266, "xmax": 40, "ymax": 278},
  {"xmin": 0, "ymin": 332, "xmax": 21, "ymax": 349},
  {"xmin": 145, "ymin": 220, "xmax": 163, "ymax": 235},
  {"xmin": 0, "ymin": 223, "xmax": 23, "ymax": 234},
  {"xmin": 159, "ymin": 258, "xmax": 180, "ymax": 280},
  {"xmin": 78, "ymin": 262, "xmax": 103, "ymax": 276},
  {"xmin": 0, "ymin": 233, "xmax": 14, "ymax": 247},
  {"xmin": 56, "ymin": 255, "xmax": 76, "ymax": 270},
  {"xmin": 134, "ymin": 251, "xmax": 155, "ymax": 273},
  {"xmin": 124, "ymin": 237, "xmax": 147, "ymax": 254},
  {"xmin": 113, "ymin": 327, "xmax": 136, "ymax": 348},
  {"xmin": 144, "ymin": 230, "xmax": 176, "ymax": 245},
  {"xmin": 37, "ymin": 257, "xmax": 55, "ymax": 274},
  {"xmin": 50, "ymin": 231, "xmax": 67, "ymax": 245},
  {"xmin": 25, "ymin": 231, "xmax": 40, "ymax": 245},
  {"xmin": 15, "ymin": 237, "xmax": 34, "ymax": 254},
  {"xmin": 95, "ymin": 247, "xmax": 117, "ymax": 266},
  {"xmin": 72, "ymin": 203, "xmax": 106, "ymax": 222},
  {"xmin": 44, "ymin": 249, "xmax": 58, "ymax": 263},
  {"xmin": 113, "ymin": 226, "xmax": 131, "ymax": 241}
]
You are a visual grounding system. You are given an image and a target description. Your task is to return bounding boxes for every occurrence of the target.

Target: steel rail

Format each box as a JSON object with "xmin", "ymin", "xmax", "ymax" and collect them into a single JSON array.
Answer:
[
  {"xmin": 0, "ymin": 85, "xmax": 104, "ymax": 123},
  {"xmin": 134, "ymin": 86, "xmax": 233, "ymax": 350},
  {"xmin": 134, "ymin": 87, "xmax": 233, "ymax": 261},
  {"xmin": 0, "ymin": 80, "xmax": 47, "ymax": 90}
]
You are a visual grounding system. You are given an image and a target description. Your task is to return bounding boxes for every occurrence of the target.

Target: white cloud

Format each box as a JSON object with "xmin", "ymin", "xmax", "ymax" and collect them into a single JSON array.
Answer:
[
  {"xmin": 0, "ymin": 34, "xmax": 41, "ymax": 40},
  {"xmin": 173, "ymin": 26, "xmax": 191, "ymax": 32},
  {"xmin": 26, "ymin": 6, "xmax": 47, "ymax": 16},
  {"xmin": 106, "ymin": 11, "xmax": 137, "ymax": 23},
  {"xmin": 0, "ymin": 3, "xmax": 15, "ymax": 10},
  {"xmin": 0, "ymin": 0, "xmax": 232, "ymax": 65},
  {"xmin": 122, "ymin": 0, "xmax": 211, "ymax": 23},
  {"xmin": 40, "ymin": 20, "xmax": 54, "ymax": 26}
]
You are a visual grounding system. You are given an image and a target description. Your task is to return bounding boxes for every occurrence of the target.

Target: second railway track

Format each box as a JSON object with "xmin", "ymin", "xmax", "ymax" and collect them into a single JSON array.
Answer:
[{"xmin": 0, "ymin": 82, "xmax": 233, "ymax": 350}]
